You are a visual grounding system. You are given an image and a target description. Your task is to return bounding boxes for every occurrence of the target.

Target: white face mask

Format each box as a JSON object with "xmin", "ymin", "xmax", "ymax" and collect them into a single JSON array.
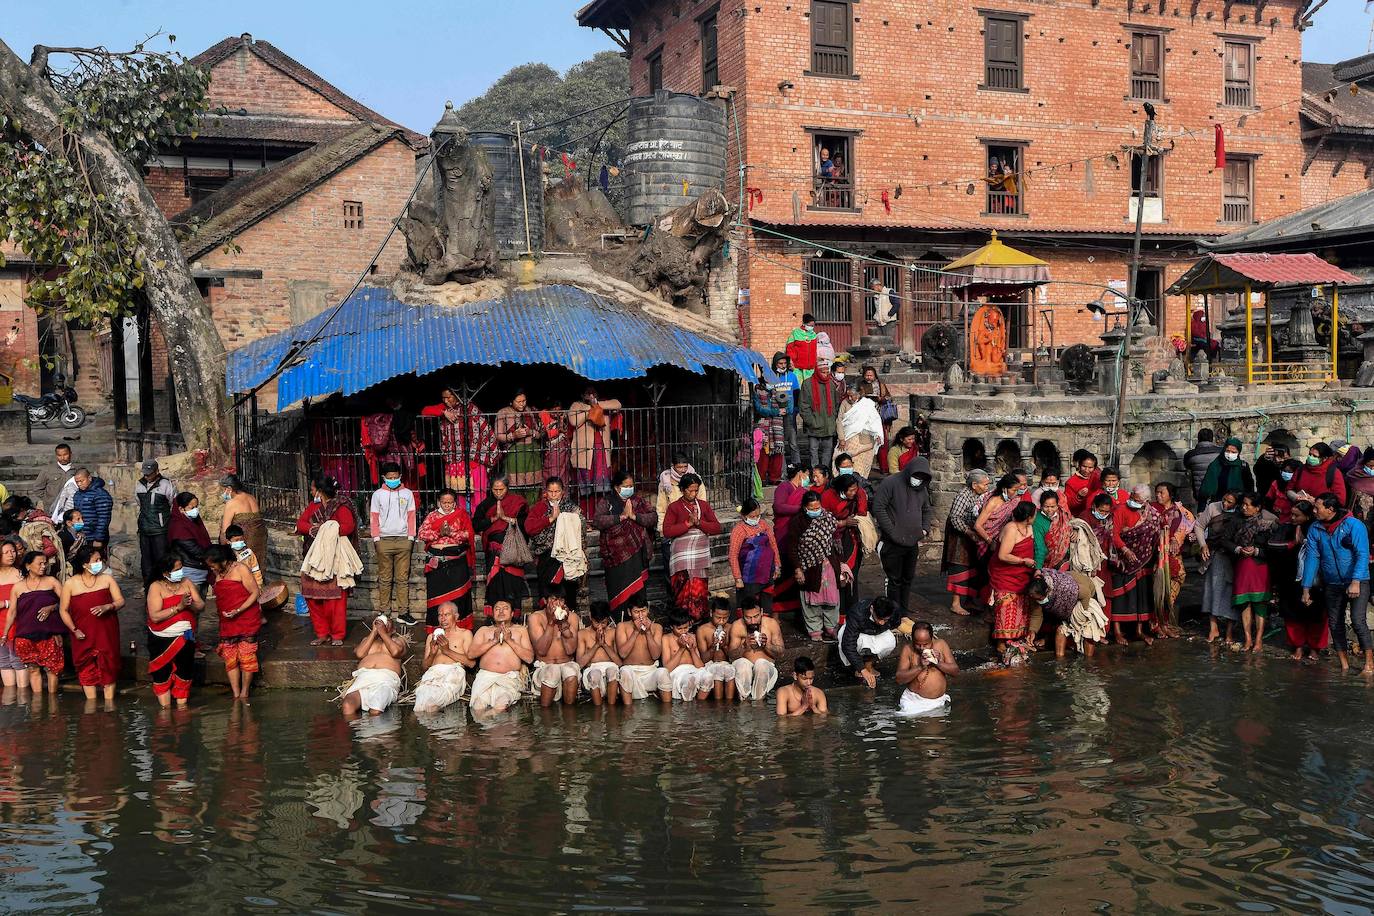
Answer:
[{"xmin": 909, "ymin": 478, "xmax": 923, "ymax": 488}]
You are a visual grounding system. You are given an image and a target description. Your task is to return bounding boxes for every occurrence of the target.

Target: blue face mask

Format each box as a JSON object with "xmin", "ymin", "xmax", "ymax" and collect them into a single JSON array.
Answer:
[
  {"xmin": 1223, "ymin": 506, "xmax": 1236, "ymax": 513},
  {"xmin": 619, "ymin": 486, "xmax": 635, "ymax": 499},
  {"xmin": 184, "ymin": 507, "xmax": 200, "ymax": 519},
  {"xmin": 88, "ymin": 561, "xmax": 104, "ymax": 575},
  {"xmin": 806, "ymin": 507, "xmax": 823, "ymax": 518},
  {"xmin": 1280, "ymin": 471, "xmax": 1294, "ymax": 482},
  {"xmin": 837, "ymin": 467, "xmax": 854, "ymax": 477},
  {"xmin": 384, "ymin": 478, "xmax": 402, "ymax": 490},
  {"xmin": 72, "ymin": 521, "xmax": 85, "ymax": 532},
  {"xmin": 1092, "ymin": 510, "xmax": 1110, "ymax": 521},
  {"xmin": 744, "ymin": 516, "xmax": 761, "ymax": 527},
  {"xmin": 230, "ymin": 539, "xmax": 247, "ymax": 551},
  {"xmin": 1127, "ymin": 499, "xmax": 1144, "ymax": 510},
  {"xmin": 221, "ymin": 491, "xmax": 232, "ymax": 502},
  {"xmin": 167, "ymin": 568, "xmax": 185, "ymax": 583}
]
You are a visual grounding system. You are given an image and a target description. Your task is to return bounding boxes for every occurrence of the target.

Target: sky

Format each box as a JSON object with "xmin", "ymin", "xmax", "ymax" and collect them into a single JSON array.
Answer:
[{"xmin": 1, "ymin": 0, "xmax": 1369, "ymax": 133}]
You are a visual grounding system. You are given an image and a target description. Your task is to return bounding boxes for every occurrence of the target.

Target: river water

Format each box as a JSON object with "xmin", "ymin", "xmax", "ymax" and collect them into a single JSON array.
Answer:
[{"xmin": 3, "ymin": 641, "xmax": 1373, "ymax": 914}]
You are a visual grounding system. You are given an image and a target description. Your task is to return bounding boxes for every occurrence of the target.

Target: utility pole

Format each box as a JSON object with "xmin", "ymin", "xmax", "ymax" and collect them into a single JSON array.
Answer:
[{"xmin": 1109, "ymin": 103, "xmax": 1157, "ymax": 468}]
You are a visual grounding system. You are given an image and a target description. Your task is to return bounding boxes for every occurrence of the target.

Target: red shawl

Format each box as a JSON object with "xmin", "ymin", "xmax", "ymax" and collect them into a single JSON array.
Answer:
[{"xmin": 809, "ymin": 374, "xmax": 834, "ymax": 416}]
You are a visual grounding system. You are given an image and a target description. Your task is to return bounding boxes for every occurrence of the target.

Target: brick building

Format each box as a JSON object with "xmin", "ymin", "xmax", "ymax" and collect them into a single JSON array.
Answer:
[
  {"xmin": 1301, "ymin": 51, "xmax": 1374, "ymax": 208},
  {"xmin": 578, "ymin": 0, "xmax": 1334, "ymax": 362}
]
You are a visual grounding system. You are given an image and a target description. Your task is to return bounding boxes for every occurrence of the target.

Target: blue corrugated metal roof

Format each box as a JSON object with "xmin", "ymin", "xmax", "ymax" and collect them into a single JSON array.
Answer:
[{"xmin": 227, "ymin": 284, "xmax": 772, "ymax": 409}]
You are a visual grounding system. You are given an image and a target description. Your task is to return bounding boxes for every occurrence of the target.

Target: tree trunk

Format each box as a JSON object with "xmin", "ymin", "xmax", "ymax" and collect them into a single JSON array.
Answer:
[{"xmin": 0, "ymin": 39, "xmax": 231, "ymax": 462}]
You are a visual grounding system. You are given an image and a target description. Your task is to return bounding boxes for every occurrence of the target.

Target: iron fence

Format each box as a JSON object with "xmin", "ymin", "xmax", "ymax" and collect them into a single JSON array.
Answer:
[{"xmin": 235, "ymin": 401, "xmax": 756, "ymax": 526}]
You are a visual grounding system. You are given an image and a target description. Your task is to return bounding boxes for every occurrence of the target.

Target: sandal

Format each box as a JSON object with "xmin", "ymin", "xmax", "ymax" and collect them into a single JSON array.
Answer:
[
  {"xmin": 330, "ymin": 639, "xmax": 345, "ymax": 647},
  {"xmin": 310, "ymin": 638, "xmax": 328, "ymax": 646}
]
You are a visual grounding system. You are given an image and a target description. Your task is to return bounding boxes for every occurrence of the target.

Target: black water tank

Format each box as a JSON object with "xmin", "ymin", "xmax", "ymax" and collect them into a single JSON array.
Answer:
[
  {"xmin": 623, "ymin": 92, "xmax": 727, "ymax": 227},
  {"xmin": 470, "ymin": 132, "xmax": 544, "ymax": 258}
]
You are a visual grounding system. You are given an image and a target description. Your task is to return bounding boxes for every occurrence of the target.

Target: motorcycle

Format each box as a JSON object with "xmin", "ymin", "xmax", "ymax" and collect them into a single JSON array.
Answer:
[{"xmin": 14, "ymin": 381, "xmax": 86, "ymax": 429}]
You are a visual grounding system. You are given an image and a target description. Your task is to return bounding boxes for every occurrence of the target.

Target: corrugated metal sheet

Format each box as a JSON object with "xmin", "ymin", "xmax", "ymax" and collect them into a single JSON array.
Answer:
[
  {"xmin": 227, "ymin": 284, "xmax": 771, "ymax": 409},
  {"xmin": 1208, "ymin": 188, "xmax": 1374, "ymax": 252}
]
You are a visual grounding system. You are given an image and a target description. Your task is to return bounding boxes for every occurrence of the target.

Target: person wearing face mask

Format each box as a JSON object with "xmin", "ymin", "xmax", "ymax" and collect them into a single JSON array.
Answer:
[
  {"xmin": 729, "ymin": 498, "xmax": 781, "ymax": 615},
  {"xmin": 144, "ymin": 555, "xmax": 205, "ymax": 707},
  {"xmin": 224, "ymin": 523, "xmax": 263, "ymax": 587},
  {"xmin": 1195, "ymin": 490, "xmax": 1243, "ymax": 643},
  {"xmin": 789, "ymin": 491, "xmax": 843, "ymax": 642},
  {"xmin": 1029, "ymin": 472, "xmax": 1061, "ymax": 506},
  {"xmin": 369, "ymin": 462, "xmax": 418, "ymax": 625},
  {"xmin": 295, "ymin": 475, "xmax": 359, "ymax": 647},
  {"xmin": 823, "ymin": 471, "xmax": 871, "ymax": 611},
  {"xmin": 1281, "ymin": 500, "xmax": 1329, "ymax": 660},
  {"xmin": 168, "ymin": 492, "xmax": 211, "ymax": 588},
  {"xmin": 135, "ymin": 459, "xmax": 178, "ymax": 586},
  {"xmin": 1198, "ymin": 437, "xmax": 1254, "ymax": 507},
  {"xmin": 1084, "ymin": 468, "xmax": 1128, "ymax": 520},
  {"xmin": 1345, "ymin": 446, "xmax": 1374, "ymax": 517},
  {"xmin": 594, "ymin": 471, "xmax": 658, "ymax": 618},
  {"xmin": 1151, "ymin": 482, "xmax": 1194, "ymax": 639},
  {"xmin": 1027, "ymin": 566, "xmax": 1107, "ymax": 659},
  {"xmin": 1032, "ymin": 490, "xmax": 1071, "ymax": 571},
  {"xmin": 872, "ymin": 456, "xmax": 932, "ymax": 616},
  {"xmin": 218, "ymin": 474, "xmax": 265, "ymax": 563},
  {"xmin": 785, "ymin": 312, "xmax": 820, "ymax": 382},
  {"xmin": 768, "ymin": 352, "xmax": 803, "ymax": 467},
  {"xmin": 1264, "ymin": 459, "xmax": 1303, "ymax": 523},
  {"xmin": 1103, "ymin": 483, "xmax": 1161, "ymax": 647},
  {"xmin": 58, "ymin": 509, "xmax": 86, "ymax": 562},
  {"xmin": 59, "ymin": 545, "xmax": 125, "ymax": 703},
  {"xmin": 1290, "ymin": 442, "xmax": 1346, "ymax": 508}
]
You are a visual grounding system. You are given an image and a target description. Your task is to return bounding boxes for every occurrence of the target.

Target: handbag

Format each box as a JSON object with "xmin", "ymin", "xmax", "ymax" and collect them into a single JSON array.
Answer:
[
  {"xmin": 499, "ymin": 522, "xmax": 534, "ymax": 568},
  {"xmin": 879, "ymin": 400, "xmax": 899, "ymax": 423}
]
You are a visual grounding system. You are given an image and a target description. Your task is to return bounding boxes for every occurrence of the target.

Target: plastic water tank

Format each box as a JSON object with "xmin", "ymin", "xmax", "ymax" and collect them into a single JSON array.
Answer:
[
  {"xmin": 470, "ymin": 132, "xmax": 544, "ymax": 258},
  {"xmin": 623, "ymin": 92, "xmax": 727, "ymax": 227}
]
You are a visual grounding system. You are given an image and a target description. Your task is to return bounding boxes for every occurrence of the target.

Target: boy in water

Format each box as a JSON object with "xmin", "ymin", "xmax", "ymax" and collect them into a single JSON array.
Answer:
[{"xmin": 775, "ymin": 655, "xmax": 827, "ymax": 716}]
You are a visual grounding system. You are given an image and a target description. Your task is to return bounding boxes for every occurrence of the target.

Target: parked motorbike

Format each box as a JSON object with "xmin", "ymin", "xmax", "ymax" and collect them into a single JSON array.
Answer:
[{"xmin": 14, "ymin": 381, "xmax": 85, "ymax": 429}]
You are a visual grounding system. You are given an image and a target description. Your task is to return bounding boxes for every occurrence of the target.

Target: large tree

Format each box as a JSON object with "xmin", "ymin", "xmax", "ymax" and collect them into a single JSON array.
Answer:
[{"xmin": 0, "ymin": 36, "xmax": 230, "ymax": 459}]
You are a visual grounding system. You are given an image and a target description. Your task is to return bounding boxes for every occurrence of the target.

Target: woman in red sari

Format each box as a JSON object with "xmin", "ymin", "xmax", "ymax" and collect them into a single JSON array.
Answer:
[
  {"xmin": 294, "ymin": 475, "xmax": 358, "ymax": 646},
  {"xmin": 418, "ymin": 487, "xmax": 477, "ymax": 628},
  {"xmin": 1106, "ymin": 484, "xmax": 1161, "ymax": 647},
  {"xmin": 989, "ymin": 500, "xmax": 1037, "ymax": 663},
  {"xmin": 421, "ymin": 387, "xmax": 501, "ymax": 509},
  {"xmin": 1064, "ymin": 450, "xmax": 1101, "ymax": 519},
  {"xmin": 59, "ymin": 545, "xmax": 125, "ymax": 702},
  {"xmin": 144, "ymin": 555, "xmax": 204, "ymax": 707},
  {"xmin": 472, "ymin": 479, "xmax": 529, "ymax": 621},
  {"xmin": 207, "ymin": 544, "xmax": 261, "ymax": 700},
  {"xmin": 0, "ymin": 541, "xmax": 24, "ymax": 692},
  {"xmin": 821, "ymin": 471, "xmax": 868, "ymax": 610},
  {"xmin": 662, "ymin": 473, "xmax": 722, "ymax": 620}
]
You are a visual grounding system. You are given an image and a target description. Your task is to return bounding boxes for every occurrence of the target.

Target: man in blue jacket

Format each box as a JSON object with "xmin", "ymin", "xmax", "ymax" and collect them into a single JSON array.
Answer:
[
  {"xmin": 70, "ymin": 469, "xmax": 113, "ymax": 550},
  {"xmin": 1302, "ymin": 492, "xmax": 1374, "ymax": 674}
]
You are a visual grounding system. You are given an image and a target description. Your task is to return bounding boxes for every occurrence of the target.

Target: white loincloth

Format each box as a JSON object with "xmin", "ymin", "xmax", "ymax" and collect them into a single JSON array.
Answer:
[
  {"xmin": 344, "ymin": 667, "xmax": 401, "ymax": 713},
  {"xmin": 731, "ymin": 657, "xmax": 779, "ymax": 701},
  {"xmin": 618, "ymin": 663, "xmax": 662, "ymax": 700},
  {"xmin": 469, "ymin": 668, "xmax": 527, "ymax": 713},
  {"xmin": 668, "ymin": 664, "xmax": 709, "ymax": 701},
  {"xmin": 413, "ymin": 663, "xmax": 468, "ymax": 713},
  {"xmin": 702, "ymin": 660, "xmax": 735, "ymax": 684},
  {"xmin": 532, "ymin": 660, "xmax": 582, "ymax": 701},
  {"xmin": 898, "ymin": 690, "xmax": 951, "ymax": 717},
  {"xmin": 836, "ymin": 625, "xmax": 898, "ymax": 667},
  {"xmin": 581, "ymin": 660, "xmax": 620, "ymax": 693}
]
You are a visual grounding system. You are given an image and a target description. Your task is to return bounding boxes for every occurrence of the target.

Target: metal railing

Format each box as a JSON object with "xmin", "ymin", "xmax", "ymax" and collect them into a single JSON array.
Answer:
[
  {"xmin": 1215, "ymin": 361, "xmax": 1334, "ymax": 386},
  {"xmin": 234, "ymin": 401, "xmax": 757, "ymax": 526}
]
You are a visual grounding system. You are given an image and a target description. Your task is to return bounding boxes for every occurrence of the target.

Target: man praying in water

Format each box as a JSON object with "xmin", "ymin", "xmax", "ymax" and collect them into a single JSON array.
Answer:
[
  {"xmin": 775, "ymin": 655, "xmax": 827, "ymax": 716},
  {"xmin": 729, "ymin": 597, "xmax": 783, "ymax": 701},
  {"xmin": 413, "ymin": 601, "xmax": 475, "ymax": 714},
  {"xmin": 696, "ymin": 596, "xmax": 737, "ymax": 701},
  {"xmin": 341, "ymin": 615, "xmax": 408, "ymax": 717},
  {"xmin": 576, "ymin": 601, "xmax": 622, "ymax": 706},
  {"xmin": 529, "ymin": 595, "xmax": 581, "ymax": 706},
  {"xmin": 469, "ymin": 599, "xmax": 534, "ymax": 717},
  {"xmin": 659, "ymin": 609, "xmax": 711, "ymax": 702},
  {"xmin": 895, "ymin": 620, "xmax": 953, "ymax": 717},
  {"xmin": 616, "ymin": 601, "xmax": 664, "ymax": 705}
]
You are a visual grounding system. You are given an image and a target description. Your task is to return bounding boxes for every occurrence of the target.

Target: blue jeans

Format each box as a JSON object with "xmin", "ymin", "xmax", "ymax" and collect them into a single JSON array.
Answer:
[{"xmin": 1323, "ymin": 580, "xmax": 1372, "ymax": 653}]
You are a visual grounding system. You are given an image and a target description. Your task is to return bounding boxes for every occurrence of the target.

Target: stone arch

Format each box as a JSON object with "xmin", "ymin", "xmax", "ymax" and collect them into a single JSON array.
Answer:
[
  {"xmin": 1031, "ymin": 440, "xmax": 1062, "ymax": 477},
  {"xmin": 995, "ymin": 439, "xmax": 1023, "ymax": 475},
  {"xmin": 1130, "ymin": 440, "xmax": 1180, "ymax": 490},
  {"xmin": 962, "ymin": 438, "xmax": 988, "ymax": 471}
]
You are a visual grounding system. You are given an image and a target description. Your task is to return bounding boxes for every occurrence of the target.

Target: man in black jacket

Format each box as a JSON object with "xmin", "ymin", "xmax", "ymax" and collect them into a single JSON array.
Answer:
[
  {"xmin": 871, "ymin": 455, "xmax": 931, "ymax": 613},
  {"xmin": 135, "ymin": 459, "xmax": 177, "ymax": 585},
  {"xmin": 838, "ymin": 595, "xmax": 901, "ymax": 689},
  {"xmin": 1183, "ymin": 429, "xmax": 1222, "ymax": 504}
]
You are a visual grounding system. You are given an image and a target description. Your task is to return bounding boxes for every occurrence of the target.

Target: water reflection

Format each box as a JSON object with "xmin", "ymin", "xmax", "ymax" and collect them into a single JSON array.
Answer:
[{"xmin": 3, "ymin": 643, "xmax": 1374, "ymax": 912}]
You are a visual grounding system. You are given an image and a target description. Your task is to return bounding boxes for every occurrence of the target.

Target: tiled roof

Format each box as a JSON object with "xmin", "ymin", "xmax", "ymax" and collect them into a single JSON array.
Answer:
[
  {"xmin": 1207, "ymin": 188, "xmax": 1374, "ymax": 252},
  {"xmin": 1302, "ymin": 61, "xmax": 1374, "ymax": 133},
  {"xmin": 1212, "ymin": 253, "xmax": 1363, "ymax": 287},
  {"xmin": 190, "ymin": 113, "xmax": 356, "ymax": 146},
  {"xmin": 189, "ymin": 35, "xmax": 427, "ymax": 149}
]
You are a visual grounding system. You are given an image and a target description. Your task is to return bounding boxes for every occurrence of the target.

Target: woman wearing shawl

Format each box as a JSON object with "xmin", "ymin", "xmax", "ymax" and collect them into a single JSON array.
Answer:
[
  {"xmin": 473, "ymin": 478, "xmax": 530, "ymax": 617},
  {"xmin": 1152, "ymin": 482, "xmax": 1194, "ymax": 639},
  {"xmin": 1282, "ymin": 500, "xmax": 1329, "ymax": 659},
  {"xmin": 730, "ymin": 498, "xmax": 781, "ymax": 613},
  {"xmin": 421, "ymin": 387, "xmax": 501, "ymax": 507},
  {"xmin": 494, "ymin": 390, "xmax": 545, "ymax": 504},
  {"xmin": 294, "ymin": 475, "xmax": 358, "ymax": 646},
  {"xmin": 942, "ymin": 469, "xmax": 991, "ymax": 616},
  {"xmin": 593, "ymin": 470, "xmax": 657, "ymax": 616},
  {"xmin": 418, "ymin": 487, "xmax": 476, "ymax": 628},
  {"xmin": 1106, "ymin": 484, "xmax": 1162, "ymax": 646},
  {"xmin": 1197, "ymin": 437, "xmax": 1255, "ymax": 506},
  {"xmin": 1291, "ymin": 441, "xmax": 1346, "ymax": 507},
  {"xmin": 540, "ymin": 403, "xmax": 571, "ymax": 484},
  {"xmin": 168, "ymin": 493, "xmax": 212, "ymax": 587},
  {"xmin": 1215, "ymin": 492, "xmax": 1276, "ymax": 654},
  {"xmin": 1032, "ymin": 490, "xmax": 1071, "ymax": 571},
  {"xmin": 975, "ymin": 473, "xmax": 1023, "ymax": 554},
  {"xmin": 1086, "ymin": 493, "xmax": 1117, "ymax": 619},
  {"xmin": 988, "ymin": 500, "xmax": 1037, "ymax": 662},
  {"xmin": 568, "ymin": 387, "xmax": 623, "ymax": 502},
  {"xmin": 1265, "ymin": 459, "xmax": 1302, "ymax": 522},
  {"xmin": 772, "ymin": 464, "xmax": 808, "ymax": 618},
  {"xmin": 886, "ymin": 427, "xmax": 919, "ymax": 475},
  {"xmin": 822, "ymin": 471, "xmax": 869, "ymax": 610},
  {"xmin": 788, "ymin": 491, "xmax": 842, "ymax": 641},
  {"xmin": 662, "ymin": 473, "xmax": 721, "ymax": 620},
  {"xmin": 1346, "ymin": 446, "xmax": 1374, "ymax": 516},
  {"xmin": 1198, "ymin": 491, "xmax": 1241, "ymax": 644},
  {"xmin": 753, "ymin": 383, "xmax": 785, "ymax": 485},
  {"xmin": 835, "ymin": 388, "xmax": 884, "ymax": 479},
  {"xmin": 1333, "ymin": 440, "xmax": 1363, "ymax": 476},
  {"xmin": 1064, "ymin": 450, "xmax": 1101, "ymax": 519},
  {"xmin": 524, "ymin": 477, "xmax": 582, "ymax": 613}
]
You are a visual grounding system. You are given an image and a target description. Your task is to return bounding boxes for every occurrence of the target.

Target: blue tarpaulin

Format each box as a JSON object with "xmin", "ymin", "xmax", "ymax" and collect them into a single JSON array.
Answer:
[{"xmin": 227, "ymin": 284, "xmax": 771, "ymax": 409}]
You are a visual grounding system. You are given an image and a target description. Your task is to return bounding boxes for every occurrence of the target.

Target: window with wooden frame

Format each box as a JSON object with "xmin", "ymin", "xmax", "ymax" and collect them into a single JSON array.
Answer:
[
  {"xmin": 809, "ymin": 132, "xmax": 857, "ymax": 211},
  {"xmin": 647, "ymin": 49, "xmax": 664, "ymax": 93},
  {"xmin": 982, "ymin": 142, "xmax": 1026, "ymax": 216},
  {"xmin": 810, "ymin": 0, "xmax": 853, "ymax": 78},
  {"xmin": 981, "ymin": 13, "xmax": 1024, "ymax": 91},
  {"xmin": 700, "ymin": 10, "xmax": 719, "ymax": 91},
  {"xmin": 1223, "ymin": 40, "xmax": 1255, "ymax": 108},
  {"xmin": 1129, "ymin": 30, "xmax": 1163, "ymax": 101},
  {"xmin": 1221, "ymin": 156, "xmax": 1253, "ymax": 224},
  {"xmin": 343, "ymin": 200, "xmax": 364, "ymax": 229}
]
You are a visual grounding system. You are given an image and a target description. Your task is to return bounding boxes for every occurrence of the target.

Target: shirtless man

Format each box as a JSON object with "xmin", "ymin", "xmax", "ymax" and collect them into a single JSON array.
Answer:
[
  {"xmin": 659, "ymin": 609, "xmax": 710, "ymax": 703},
  {"xmin": 615, "ymin": 601, "xmax": 664, "ymax": 705},
  {"xmin": 695, "ymin": 598, "xmax": 737, "ymax": 701},
  {"xmin": 468, "ymin": 600, "xmax": 534, "ymax": 717},
  {"xmin": 529, "ymin": 595, "xmax": 581, "ymax": 706},
  {"xmin": 905, "ymin": 620, "xmax": 958, "ymax": 677},
  {"xmin": 775, "ymin": 655, "xmax": 827, "ymax": 716},
  {"xmin": 895, "ymin": 623, "xmax": 953, "ymax": 717},
  {"xmin": 576, "ymin": 601, "xmax": 622, "ymax": 706},
  {"xmin": 341, "ymin": 616, "xmax": 407, "ymax": 717},
  {"xmin": 414, "ymin": 601, "xmax": 475, "ymax": 714},
  {"xmin": 729, "ymin": 598, "xmax": 784, "ymax": 701}
]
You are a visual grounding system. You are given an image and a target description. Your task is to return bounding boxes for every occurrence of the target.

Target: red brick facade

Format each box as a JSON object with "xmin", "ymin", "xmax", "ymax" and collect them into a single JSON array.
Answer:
[{"xmin": 588, "ymin": 0, "xmax": 1332, "ymax": 359}]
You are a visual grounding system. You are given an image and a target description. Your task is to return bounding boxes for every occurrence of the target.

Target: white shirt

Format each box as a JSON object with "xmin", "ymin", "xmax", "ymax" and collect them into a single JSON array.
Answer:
[{"xmin": 370, "ymin": 487, "xmax": 415, "ymax": 539}]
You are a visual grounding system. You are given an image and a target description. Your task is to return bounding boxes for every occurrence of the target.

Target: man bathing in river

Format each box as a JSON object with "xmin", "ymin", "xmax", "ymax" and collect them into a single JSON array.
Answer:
[
  {"xmin": 469, "ymin": 600, "xmax": 534, "ymax": 716},
  {"xmin": 659, "ymin": 609, "xmax": 711, "ymax": 702},
  {"xmin": 577, "ymin": 601, "xmax": 622, "ymax": 705},
  {"xmin": 616, "ymin": 601, "xmax": 664, "ymax": 705},
  {"xmin": 730, "ymin": 597, "xmax": 784, "ymax": 701},
  {"xmin": 342, "ymin": 616, "xmax": 408, "ymax": 717},
  {"xmin": 775, "ymin": 656, "xmax": 827, "ymax": 716},
  {"xmin": 414, "ymin": 602, "xmax": 474, "ymax": 714},
  {"xmin": 696, "ymin": 597, "xmax": 737, "ymax": 700},
  {"xmin": 529, "ymin": 595, "xmax": 581, "ymax": 706},
  {"xmin": 896, "ymin": 621, "xmax": 953, "ymax": 716}
]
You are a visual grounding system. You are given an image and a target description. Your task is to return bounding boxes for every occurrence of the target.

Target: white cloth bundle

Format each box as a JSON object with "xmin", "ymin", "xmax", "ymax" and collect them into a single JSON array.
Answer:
[
  {"xmin": 552, "ymin": 512, "xmax": 587, "ymax": 581},
  {"xmin": 302, "ymin": 520, "xmax": 364, "ymax": 588}
]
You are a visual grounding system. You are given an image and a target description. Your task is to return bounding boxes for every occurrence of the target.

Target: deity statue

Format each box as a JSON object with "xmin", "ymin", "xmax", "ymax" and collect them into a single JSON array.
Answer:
[{"xmin": 969, "ymin": 303, "xmax": 1007, "ymax": 377}]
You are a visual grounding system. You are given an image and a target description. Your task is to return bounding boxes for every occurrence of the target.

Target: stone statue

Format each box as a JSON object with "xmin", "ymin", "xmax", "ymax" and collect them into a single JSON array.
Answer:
[
  {"xmin": 969, "ymin": 304, "xmax": 1007, "ymax": 377},
  {"xmin": 944, "ymin": 362, "xmax": 965, "ymax": 390},
  {"xmin": 1192, "ymin": 349, "xmax": 1209, "ymax": 382}
]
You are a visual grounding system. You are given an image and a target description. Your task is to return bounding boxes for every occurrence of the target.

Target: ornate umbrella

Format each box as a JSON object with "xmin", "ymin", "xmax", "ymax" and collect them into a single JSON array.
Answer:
[{"xmin": 939, "ymin": 231, "xmax": 1052, "ymax": 378}]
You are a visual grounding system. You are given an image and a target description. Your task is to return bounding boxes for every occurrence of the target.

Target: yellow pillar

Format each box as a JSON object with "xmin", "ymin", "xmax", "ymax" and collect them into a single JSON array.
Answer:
[
  {"xmin": 1264, "ymin": 291, "xmax": 1273, "ymax": 379},
  {"xmin": 1244, "ymin": 282, "xmax": 1253, "ymax": 385},
  {"xmin": 1332, "ymin": 285, "xmax": 1340, "ymax": 382}
]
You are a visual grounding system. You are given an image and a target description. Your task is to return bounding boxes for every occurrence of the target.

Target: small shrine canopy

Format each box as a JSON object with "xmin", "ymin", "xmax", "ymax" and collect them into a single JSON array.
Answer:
[
  {"xmin": 939, "ymin": 231, "xmax": 1051, "ymax": 295},
  {"xmin": 1167, "ymin": 252, "xmax": 1362, "ymax": 296}
]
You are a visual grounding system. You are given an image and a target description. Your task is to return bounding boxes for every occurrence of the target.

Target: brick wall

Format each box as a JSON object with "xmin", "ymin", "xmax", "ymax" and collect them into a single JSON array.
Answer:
[
  {"xmin": 206, "ymin": 45, "xmax": 356, "ymax": 120},
  {"xmin": 0, "ymin": 271, "xmax": 39, "ymax": 398},
  {"xmin": 1301, "ymin": 143, "xmax": 1374, "ymax": 209}
]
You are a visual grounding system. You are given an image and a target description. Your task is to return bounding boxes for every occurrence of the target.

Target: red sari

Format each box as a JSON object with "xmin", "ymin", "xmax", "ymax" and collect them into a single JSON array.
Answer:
[
  {"xmin": 70, "ymin": 586, "xmax": 119, "ymax": 687},
  {"xmin": 294, "ymin": 499, "xmax": 357, "ymax": 642},
  {"xmin": 988, "ymin": 533, "xmax": 1034, "ymax": 641},
  {"xmin": 1065, "ymin": 469, "xmax": 1101, "ymax": 519}
]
